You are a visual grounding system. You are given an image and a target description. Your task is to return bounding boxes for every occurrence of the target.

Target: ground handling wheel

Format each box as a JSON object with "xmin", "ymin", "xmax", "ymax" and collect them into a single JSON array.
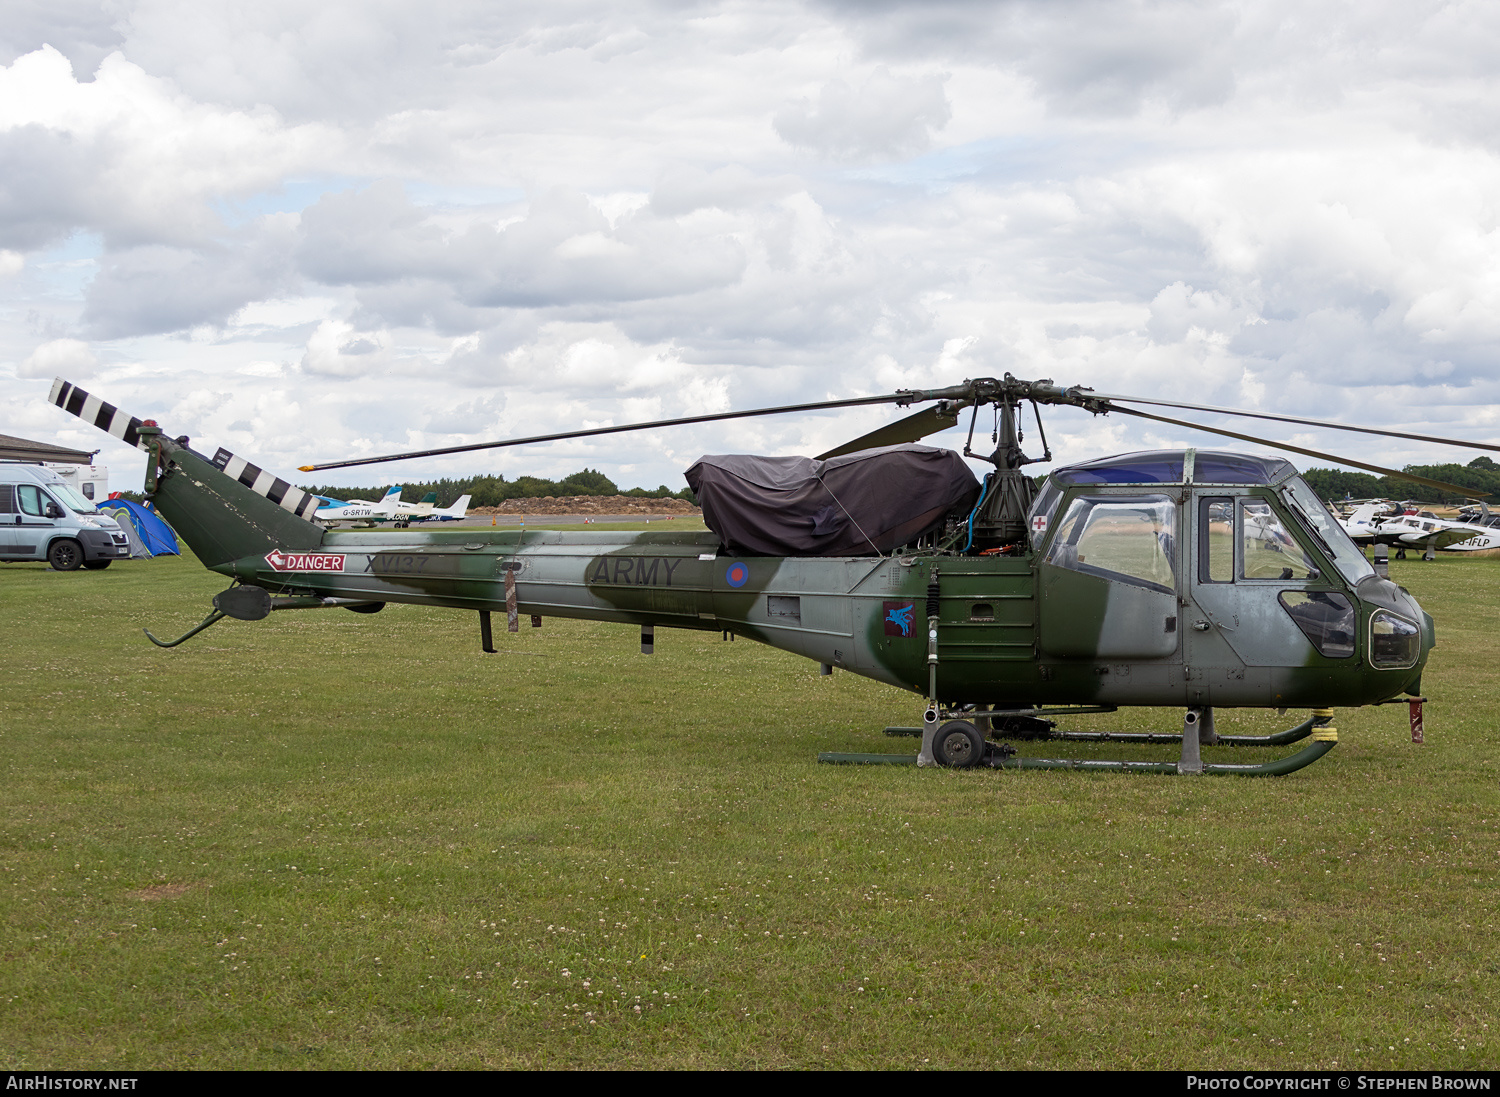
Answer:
[{"xmin": 932, "ymin": 720, "xmax": 985, "ymax": 768}]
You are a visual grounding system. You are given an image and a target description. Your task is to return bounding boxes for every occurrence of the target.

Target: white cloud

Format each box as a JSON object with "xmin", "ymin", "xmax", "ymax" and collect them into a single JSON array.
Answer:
[
  {"xmin": 18, "ymin": 336, "xmax": 97, "ymax": 379},
  {"xmin": 299, "ymin": 319, "xmax": 399, "ymax": 378},
  {"xmin": 0, "ymin": 46, "xmax": 334, "ymax": 251},
  {"xmin": 6, "ymin": 2, "xmax": 1500, "ymax": 492},
  {"xmin": 774, "ymin": 67, "xmax": 951, "ymax": 161}
]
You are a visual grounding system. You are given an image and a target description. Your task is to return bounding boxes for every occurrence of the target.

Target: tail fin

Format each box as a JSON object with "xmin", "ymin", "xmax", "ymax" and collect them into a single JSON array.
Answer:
[
  {"xmin": 381, "ymin": 486, "xmax": 402, "ymax": 503},
  {"xmin": 47, "ymin": 379, "xmax": 324, "ymax": 570},
  {"xmin": 447, "ymin": 494, "xmax": 471, "ymax": 518},
  {"xmin": 417, "ymin": 491, "xmax": 437, "ymax": 512}
]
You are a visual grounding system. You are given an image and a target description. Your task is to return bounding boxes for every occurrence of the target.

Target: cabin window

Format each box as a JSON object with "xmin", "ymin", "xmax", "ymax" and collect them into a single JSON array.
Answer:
[
  {"xmin": 1046, "ymin": 495, "xmax": 1176, "ymax": 594},
  {"xmin": 1198, "ymin": 496, "xmax": 1234, "ymax": 583},
  {"xmin": 1239, "ymin": 501, "xmax": 1316, "ymax": 580},
  {"xmin": 1027, "ymin": 480, "xmax": 1063, "ymax": 547}
]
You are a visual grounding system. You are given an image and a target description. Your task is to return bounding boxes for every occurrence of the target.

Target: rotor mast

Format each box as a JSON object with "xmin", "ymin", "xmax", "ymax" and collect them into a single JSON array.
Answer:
[{"xmin": 935, "ymin": 375, "xmax": 1096, "ymax": 549}]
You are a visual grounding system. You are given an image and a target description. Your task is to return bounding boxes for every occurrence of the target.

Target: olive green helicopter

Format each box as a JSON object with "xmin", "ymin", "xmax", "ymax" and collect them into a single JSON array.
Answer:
[{"xmin": 46, "ymin": 374, "xmax": 1500, "ymax": 776}]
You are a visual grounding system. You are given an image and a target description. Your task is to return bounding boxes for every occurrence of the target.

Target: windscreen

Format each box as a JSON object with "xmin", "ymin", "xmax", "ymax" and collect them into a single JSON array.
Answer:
[
  {"xmin": 49, "ymin": 483, "xmax": 97, "ymax": 513},
  {"xmin": 1281, "ymin": 477, "xmax": 1374, "ymax": 583}
]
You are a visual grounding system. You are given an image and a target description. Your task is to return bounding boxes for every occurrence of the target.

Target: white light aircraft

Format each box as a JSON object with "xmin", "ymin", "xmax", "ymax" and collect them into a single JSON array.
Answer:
[
  {"xmin": 314, "ymin": 486, "xmax": 405, "ymax": 527},
  {"xmin": 1337, "ymin": 501, "xmax": 1483, "ymax": 560},
  {"xmin": 416, "ymin": 494, "xmax": 472, "ymax": 522}
]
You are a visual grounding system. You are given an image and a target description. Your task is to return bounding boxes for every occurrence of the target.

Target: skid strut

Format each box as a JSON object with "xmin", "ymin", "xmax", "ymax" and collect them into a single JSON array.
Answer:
[{"xmin": 823, "ymin": 707, "xmax": 1339, "ymax": 777}]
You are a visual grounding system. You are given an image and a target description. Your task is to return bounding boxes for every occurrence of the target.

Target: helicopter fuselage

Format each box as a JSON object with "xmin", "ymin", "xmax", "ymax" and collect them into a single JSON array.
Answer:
[{"xmin": 152, "ymin": 436, "xmax": 1431, "ymax": 712}]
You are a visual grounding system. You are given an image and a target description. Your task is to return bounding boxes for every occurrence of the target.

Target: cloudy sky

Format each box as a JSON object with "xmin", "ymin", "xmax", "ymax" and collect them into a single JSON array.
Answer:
[{"xmin": 4, "ymin": 0, "xmax": 1499, "ymax": 493}]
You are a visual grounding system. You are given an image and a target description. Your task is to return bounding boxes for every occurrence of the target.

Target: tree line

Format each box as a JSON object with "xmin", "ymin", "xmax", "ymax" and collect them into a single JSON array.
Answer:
[
  {"xmin": 1300, "ymin": 456, "xmax": 1499, "ymax": 504},
  {"xmin": 296, "ymin": 468, "xmax": 699, "ymax": 508},
  {"xmin": 114, "ymin": 457, "xmax": 1500, "ymax": 510}
]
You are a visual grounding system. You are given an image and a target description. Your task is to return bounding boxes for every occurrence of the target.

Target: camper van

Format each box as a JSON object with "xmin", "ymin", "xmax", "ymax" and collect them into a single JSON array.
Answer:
[{"xmin": 0, "ymin": 463, "xmax": 131, "ymax": 570}]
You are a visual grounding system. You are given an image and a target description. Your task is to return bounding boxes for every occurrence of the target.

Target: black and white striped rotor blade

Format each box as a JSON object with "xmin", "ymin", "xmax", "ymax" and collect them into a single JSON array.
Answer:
[
  {"xmin": 48, "ymin": 377, "xmax": 323, "ymax": 521},
  {"xmin": 48, "ymin": 378, "xmax": 149, "ymax": 451},
  {"xmin": 207, "ymin": 447, "xmax": 322, "ymax": 520}
]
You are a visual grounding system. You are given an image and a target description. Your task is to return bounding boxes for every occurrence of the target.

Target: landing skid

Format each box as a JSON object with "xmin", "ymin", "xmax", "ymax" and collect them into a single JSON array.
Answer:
[{"xmin": 818, "ymin": 707, "xmax": 1338, "ymax": 777}]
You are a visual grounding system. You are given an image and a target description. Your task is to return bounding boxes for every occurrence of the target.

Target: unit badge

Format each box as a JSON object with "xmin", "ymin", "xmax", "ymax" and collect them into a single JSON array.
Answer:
[{"xmin": 883, "ymin": 601, "xmax": 916, "ymax": 637}]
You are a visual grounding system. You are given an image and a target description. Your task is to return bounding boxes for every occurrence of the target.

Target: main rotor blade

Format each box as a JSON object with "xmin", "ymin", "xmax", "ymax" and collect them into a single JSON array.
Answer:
[
  {"xmin": 298, "ymin": 392, "xmax": 918, "ymax": 473},
  {"xmin": 1113, "ymin": 406, "xmax": 1492, "ymax": 499},
  {"xmin": 1095, "ymin": 392, "xmax": 1500, "ymax": 455},
  {"xmin": 815, "ymin": 404, "xmax": 965, "ymax": 460}
]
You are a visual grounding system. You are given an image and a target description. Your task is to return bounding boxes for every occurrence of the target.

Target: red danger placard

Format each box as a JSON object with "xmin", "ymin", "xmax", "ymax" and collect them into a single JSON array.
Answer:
[{"xmin": 265, "ymin": 550, "xmax": 347, "ymax": 572}]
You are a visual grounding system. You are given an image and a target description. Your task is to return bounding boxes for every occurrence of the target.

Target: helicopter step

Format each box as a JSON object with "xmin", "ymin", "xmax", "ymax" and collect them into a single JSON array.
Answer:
[{"xmin": 824, "ymin": 708, "xmax": 1338, "ymax": 776}]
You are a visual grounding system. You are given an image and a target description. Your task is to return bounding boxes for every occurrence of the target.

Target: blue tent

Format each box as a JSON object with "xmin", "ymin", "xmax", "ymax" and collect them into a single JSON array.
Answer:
[{"xmin": 97, "ymin": 498, "xmax": 180, "ymax": 557}]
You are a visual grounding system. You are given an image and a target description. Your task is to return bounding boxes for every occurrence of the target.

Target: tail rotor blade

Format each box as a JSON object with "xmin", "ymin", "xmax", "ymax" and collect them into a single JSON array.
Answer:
[
  {"xmin": 48, "ymin": 378, "xmax": 150, "ymax": 451},
  {"xmin": 48, "ymin": 378, "xmax": 323, "ymax": 519}
]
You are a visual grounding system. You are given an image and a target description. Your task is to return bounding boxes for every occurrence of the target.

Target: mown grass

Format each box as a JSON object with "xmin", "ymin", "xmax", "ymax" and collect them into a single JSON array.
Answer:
[{"xmin": 1, "ymin": 547, "xmax": 1496, "ymax": 1069}]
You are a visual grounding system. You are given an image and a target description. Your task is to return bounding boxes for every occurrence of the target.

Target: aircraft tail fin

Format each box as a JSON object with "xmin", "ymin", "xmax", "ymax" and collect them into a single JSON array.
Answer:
[
  {"xmin": 429, "ymin": 494, "xmax": 472, "ymax": 520},
  {"xmin": 47, "ymin": 379, "xmax": 324, "ymax": 570}
]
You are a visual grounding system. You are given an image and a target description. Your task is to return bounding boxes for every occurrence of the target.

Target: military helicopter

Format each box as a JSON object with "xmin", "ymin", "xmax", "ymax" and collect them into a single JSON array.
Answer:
[{"xmin": 45, "ymin": 374, "xmax": 1500, "ymax": 776}]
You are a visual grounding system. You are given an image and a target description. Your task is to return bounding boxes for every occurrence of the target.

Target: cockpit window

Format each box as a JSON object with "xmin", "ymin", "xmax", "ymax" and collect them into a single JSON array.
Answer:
[
  {"xmin": 1199, "ymin": 496, "xmax": 1234, "ymax": 582},
  {"xmin": 1240, "ymin": 501, "xmax": 1317, "ymax": 580},
  {"xmin": 1027, "ymin": 479, "xmax": 1063, "ymax": 548},
  {"xmin": 1280, "ymin": 591, "xmax": 1356, "ymax": 658},
  {"xmin": 1281, "ymin": 477, "xmax": 1374, "ymax": 583},
  {"xmin": 1046, "ymin": 495, "xmax": 1176, "ymax": 594}
]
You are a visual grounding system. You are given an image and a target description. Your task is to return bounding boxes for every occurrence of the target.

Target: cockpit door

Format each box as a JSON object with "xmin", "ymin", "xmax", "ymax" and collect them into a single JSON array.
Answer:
[{"xmin": 1186, "ymin": 491, "xmax": 1329, "ymax": 669}]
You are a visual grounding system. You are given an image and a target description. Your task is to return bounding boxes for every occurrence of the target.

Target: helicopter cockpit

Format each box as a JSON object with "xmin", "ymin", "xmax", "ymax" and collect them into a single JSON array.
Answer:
[{"xmin": 1023, "ymin": 448, "xmax": 1427, "ymax": 707}]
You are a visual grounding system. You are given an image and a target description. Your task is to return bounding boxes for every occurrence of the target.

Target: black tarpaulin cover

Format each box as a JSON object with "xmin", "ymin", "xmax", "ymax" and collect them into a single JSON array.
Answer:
[{"xmin": 684, "ymin": 444, "xmax": 982, "ymax": 556}]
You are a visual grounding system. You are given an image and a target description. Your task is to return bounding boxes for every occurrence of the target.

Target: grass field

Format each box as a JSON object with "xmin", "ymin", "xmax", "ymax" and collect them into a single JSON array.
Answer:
[{"xmin": 2, "ymin": 543, "xmax": 1496, "ymax": 1069}]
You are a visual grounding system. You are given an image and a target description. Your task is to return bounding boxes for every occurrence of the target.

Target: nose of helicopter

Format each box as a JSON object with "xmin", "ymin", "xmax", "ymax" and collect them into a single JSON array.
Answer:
[{"xmin": 1354, "ymin": 573, "xmax": 1433, "ymax": 699}]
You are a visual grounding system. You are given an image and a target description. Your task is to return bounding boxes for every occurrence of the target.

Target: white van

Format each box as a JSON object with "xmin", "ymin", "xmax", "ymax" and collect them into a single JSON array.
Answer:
[{"xmin": 0, "ymin": 463, "xmax": 131, "ymax": 570}]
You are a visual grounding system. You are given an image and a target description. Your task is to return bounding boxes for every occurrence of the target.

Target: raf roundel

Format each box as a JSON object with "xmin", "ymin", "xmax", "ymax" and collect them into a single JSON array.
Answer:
[{"xmin": 725, "ymin": 562, "xmax": 749, "ymax": 588}]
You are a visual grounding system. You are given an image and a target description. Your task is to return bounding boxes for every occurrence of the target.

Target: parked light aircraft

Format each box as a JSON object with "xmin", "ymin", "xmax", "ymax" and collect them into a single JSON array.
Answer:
[
  {"xmin": 1337, "ymin": 502, "xmax": 1482, "ymax": 560},
  {"xmin": 1438, "ymin": 505, "xmax": 1500, "ymax": 553},
  {"xmin": 415, "ymin": 494, "xmax": 472, "ymax": 522},
  {"xmin": 313, "ymin": 486, "xmax": 404, "ymax": 527}
]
